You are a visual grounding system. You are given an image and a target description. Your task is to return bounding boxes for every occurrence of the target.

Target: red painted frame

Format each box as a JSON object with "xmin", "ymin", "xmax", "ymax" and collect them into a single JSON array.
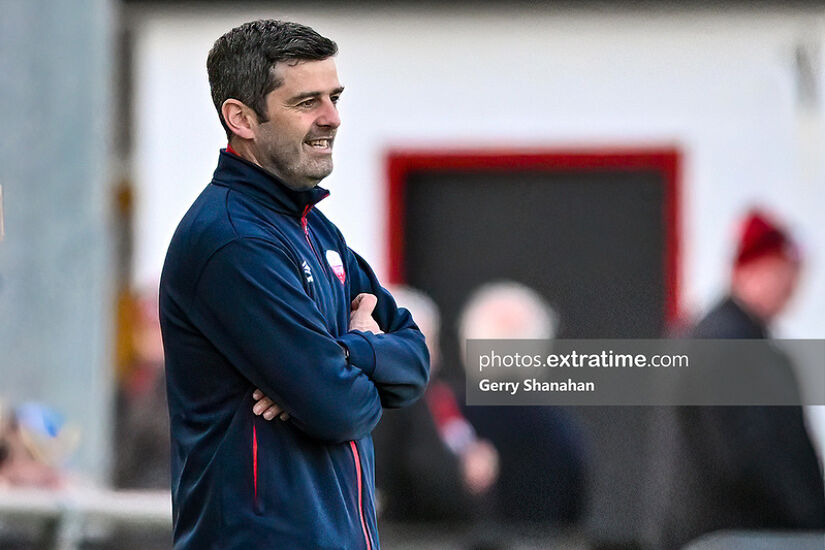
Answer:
[{"xmin": 385, "ymin": 147, "xmax": 682, "ymax": 325}]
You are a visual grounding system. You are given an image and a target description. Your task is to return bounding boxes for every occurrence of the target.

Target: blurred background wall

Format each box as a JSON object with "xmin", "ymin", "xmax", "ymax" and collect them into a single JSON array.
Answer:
[{"xmin": 0, "ymin": 0, "xmax": 116, "ymax": 481}]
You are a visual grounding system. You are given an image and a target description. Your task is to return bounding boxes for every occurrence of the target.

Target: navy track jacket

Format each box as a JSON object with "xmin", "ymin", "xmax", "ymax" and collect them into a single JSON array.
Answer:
[{"xmin": 159, "ymin": 150, "xmax": 430, "ymax": 549}]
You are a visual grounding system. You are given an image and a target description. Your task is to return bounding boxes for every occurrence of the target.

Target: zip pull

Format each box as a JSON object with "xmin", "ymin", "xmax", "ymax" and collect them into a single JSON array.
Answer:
[
  {"xmin": 301, "ymin": 205, "xmax": 312, "ymax": 238},
  {"xmin": 301, "ymin": 205, "xmax": 311, "ymax": 235},
  {"xmin": 301, "ymin": 205, "xmax": 329, "ymax": 277}
]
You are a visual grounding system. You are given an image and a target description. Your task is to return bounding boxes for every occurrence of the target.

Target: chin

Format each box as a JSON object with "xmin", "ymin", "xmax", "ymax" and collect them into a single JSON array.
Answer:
[
  {"xmin": 295, "ymin": 172, "xmax": 331, "ymax": 190},
  {"xmin": 286, "ymin": 179, "xmax": 320, "ymax": 191},
  {"xmin": 306, "ymin": 166, "xmax": 333, "ymax": 184}
]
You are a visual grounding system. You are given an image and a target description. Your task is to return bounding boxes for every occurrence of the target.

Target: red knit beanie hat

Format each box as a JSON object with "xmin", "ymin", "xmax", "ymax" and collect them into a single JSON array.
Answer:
[{"xmin": 734, "ymin": 208, "xmax": 799, "ymax": 267}]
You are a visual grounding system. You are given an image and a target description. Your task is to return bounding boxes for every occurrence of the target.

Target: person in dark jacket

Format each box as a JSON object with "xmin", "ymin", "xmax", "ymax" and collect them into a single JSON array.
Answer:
[
  {"xmin": 372, "ymin": 286, "xmax": 498, "ymax": 523},
  {"xmin": 458, "ymin": 282, "xmax": 587, "ymax": 528},
  {"xmin": 646, "ymin": 209, "xmax": 825, "ymax": 549},
  {"xmin": 159, "ymin": 20, "xmax": 429, "ymax": 549}
]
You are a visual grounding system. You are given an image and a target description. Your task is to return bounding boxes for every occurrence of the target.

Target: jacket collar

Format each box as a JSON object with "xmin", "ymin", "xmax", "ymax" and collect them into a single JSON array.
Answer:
[{"xmin": 211, "ymin": 149, "xmax": 330, "ymax": 217}]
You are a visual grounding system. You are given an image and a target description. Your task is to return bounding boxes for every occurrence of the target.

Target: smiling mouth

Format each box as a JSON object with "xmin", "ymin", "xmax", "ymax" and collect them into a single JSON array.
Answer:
[{"xmin": 305, "ymin": 138, "xmax": 333, "ymax": 150}]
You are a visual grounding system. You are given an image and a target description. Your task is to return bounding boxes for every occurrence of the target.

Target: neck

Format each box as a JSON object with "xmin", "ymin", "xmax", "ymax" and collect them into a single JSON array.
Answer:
[
  {"xmin": 227, "ymin": 140, "xmax": 261, "ymax": 166},
  {"xmin": 226, "ymin": 140, "xmax": 293, "ymax": 188},
  {"xmin": 226, "ymin": 139, "xmax": 319, "ymax": 191},
  {"xmin": 730, "ymin": 286, "xmax": 772, "ymax": 324}
]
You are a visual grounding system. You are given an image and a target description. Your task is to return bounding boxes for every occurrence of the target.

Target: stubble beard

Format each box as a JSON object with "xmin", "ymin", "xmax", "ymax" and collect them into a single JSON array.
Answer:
[{"xmin": 260, "ymin": 141, "xmax": 333, "ymax": 191}]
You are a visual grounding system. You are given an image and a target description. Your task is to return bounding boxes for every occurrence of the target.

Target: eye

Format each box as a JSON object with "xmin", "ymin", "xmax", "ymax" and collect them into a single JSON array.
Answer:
[
  {"xmin": 331, "ymin": 95, "xmax": 341, "ymax": 105},
  {"xmin": 298, "ymin": 98, "xmax": 317, "ymax": 108}
]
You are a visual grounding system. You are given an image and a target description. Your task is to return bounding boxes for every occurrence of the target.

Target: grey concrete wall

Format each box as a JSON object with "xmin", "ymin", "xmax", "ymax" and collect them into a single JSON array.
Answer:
[{"xmin": 0, "ymin": 0, "xmax": 116, "ymax": 481}]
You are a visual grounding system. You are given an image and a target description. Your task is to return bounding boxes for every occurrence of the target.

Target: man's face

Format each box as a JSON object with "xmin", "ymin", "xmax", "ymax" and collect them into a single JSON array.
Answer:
[
  {"xmin": 733, "ymin": 253, "xmax": 802, "ymax": 321},
  {"xmin": 252, "ymin": 58, "xmax": 342, "ymax": 190},
  {"xmin": 759, "ymin": 254, "xmax": 801, "ymax": 318}
]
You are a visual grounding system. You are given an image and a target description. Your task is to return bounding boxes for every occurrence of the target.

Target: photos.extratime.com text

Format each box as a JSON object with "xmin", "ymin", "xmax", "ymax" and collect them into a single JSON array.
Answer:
[
  {"xmin": 478, "ymin": 349, "xmax": 690, "ymax": 372},
  {"xmin": 465, "ymin": 339, "xmax": 825, "ymax": 405}
]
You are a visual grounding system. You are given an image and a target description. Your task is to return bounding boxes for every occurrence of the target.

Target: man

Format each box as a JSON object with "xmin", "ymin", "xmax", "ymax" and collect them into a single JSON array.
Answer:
[
  {"xmin": 372, "ymin": 286, "xmax": 498, "ymax": 523},
  {"xmin": 159, "ymin": 20, "xmax": 429, "ymax": 549},
  {"xmin": 458, "ymin": 282, "xmax": 587, "ymax": 529},
  {"xmin": 646, "ymin": 209, "xmax": 825, "ymax": 549},
  {"xmin": 114, "ymin": 288, "xmax": 170, "ymax": 489}
]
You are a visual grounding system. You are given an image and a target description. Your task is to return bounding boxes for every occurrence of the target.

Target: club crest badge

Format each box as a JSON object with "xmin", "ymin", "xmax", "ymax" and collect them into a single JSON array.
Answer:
[{"xmin": 325, "ymin": 250, "xmax": 346, "ymax": 284}]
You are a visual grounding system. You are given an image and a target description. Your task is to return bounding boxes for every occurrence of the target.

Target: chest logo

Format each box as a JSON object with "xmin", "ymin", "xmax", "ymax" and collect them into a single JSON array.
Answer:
[
  {"xmin": 301, "ymin": 260, "xmax": 314, "ymax": 284},
  {"xmin": 325, "ymin": 250, "xmax": 346, "ymax": 284}
]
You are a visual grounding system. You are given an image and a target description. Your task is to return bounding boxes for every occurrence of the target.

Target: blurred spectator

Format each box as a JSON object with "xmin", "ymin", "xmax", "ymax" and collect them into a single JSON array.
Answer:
[
  {"xmin": 0, "ymin": 401, "xmax": 77, "ymax": 489},
  {"xmin": 459, "ymin": 282, "xmax": 587, "ymax": 527},
  {"xmin": 646, "ymin": 208, "xmax": 825, "ymax": 549},
  {"xmin": 373, "ymin": 286, "xmax": 498, "ymax": 523},
  {"xmin": 113, "ymin": 288, "xmax": 170, "ymax": 489}
]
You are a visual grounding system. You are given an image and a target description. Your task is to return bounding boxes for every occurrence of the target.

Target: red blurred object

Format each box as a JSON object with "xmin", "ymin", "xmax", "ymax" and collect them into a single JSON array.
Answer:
[{"xmin": 735, "ymin": 208, "xmax": 799, "ymax": 267}]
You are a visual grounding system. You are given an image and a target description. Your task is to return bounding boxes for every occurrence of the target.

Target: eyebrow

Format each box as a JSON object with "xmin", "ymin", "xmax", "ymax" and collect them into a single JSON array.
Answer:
[{"xmin": 287, "ymin": 87, "xmax": 345, "ymax": 103}]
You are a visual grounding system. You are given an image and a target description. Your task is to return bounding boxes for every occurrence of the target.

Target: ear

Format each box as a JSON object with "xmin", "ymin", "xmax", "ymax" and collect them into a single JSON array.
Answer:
[{"xmin": 221, "ymin": 99, "xmax": 256, "ymax": 140}]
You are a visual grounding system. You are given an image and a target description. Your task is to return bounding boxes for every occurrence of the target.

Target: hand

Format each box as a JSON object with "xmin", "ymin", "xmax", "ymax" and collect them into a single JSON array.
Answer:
[
  {"xmin": 461, "ymin": 439, "xmax": 499, "ymax": 495},
  {"xmin": 252, "ymin": 388, "xmax": 290, "ymax": 421},
  {"xmin": 349, "ymin": 293, "xmax": 383, "ymax": 334}
]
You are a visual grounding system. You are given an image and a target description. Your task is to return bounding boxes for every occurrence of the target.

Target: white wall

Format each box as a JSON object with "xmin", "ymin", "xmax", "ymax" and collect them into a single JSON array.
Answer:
[
  {"xmin": 130, "ymin": 6, "xmax": 825, "ymax": 454},
  {"xmin": 131, "ymin": 5, "xmax": 825, "ymax": 333}
]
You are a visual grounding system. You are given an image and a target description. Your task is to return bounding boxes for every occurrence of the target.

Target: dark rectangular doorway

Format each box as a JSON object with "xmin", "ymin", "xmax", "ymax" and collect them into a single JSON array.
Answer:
[{"xmin": 385, "ymin": 148, "xmax": 682, "ymax": 545}]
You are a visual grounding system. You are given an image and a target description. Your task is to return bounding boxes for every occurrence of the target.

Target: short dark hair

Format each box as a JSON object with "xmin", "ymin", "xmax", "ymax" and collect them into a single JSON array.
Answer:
[{"xmin": 207, "ymin": 20, "xmax": 338, "ymax": 137}]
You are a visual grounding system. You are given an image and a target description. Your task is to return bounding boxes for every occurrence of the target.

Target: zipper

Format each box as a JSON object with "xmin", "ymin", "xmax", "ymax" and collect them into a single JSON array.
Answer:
[
  {"xmin": 301, "ymin": 205, "xmax": 330, "ymax": 277},
  {"xmin": 349, "ymin": 441, "xmax": 372, "ymax": 550}
]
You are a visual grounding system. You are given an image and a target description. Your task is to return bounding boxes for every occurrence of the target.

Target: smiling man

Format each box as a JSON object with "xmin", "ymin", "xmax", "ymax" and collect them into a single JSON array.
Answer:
[{"xmin": 159, "ymin": 20, "xmax": 429, "ymax": 549}]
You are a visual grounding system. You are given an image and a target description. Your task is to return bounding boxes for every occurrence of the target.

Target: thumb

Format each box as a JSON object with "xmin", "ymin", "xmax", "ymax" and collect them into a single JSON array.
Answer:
[{"xmin": 351, "ymin": 293, "xmax": 378, "ymax": 315}]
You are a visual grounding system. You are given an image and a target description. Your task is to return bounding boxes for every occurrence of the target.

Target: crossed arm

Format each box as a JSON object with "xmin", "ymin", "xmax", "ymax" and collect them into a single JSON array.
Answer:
[
  {"xmin": 253, "ymin": 292, "xmax": 384, "ymax": 422},
  {"xmin": 192, "ymin": 237, "xmax": 428, "ymax": 440}
]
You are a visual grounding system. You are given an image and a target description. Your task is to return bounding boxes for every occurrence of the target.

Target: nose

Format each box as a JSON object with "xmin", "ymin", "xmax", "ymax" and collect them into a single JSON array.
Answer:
[{"xmin": 316, "ymin": 98, "xmax": 341, "ymax": 129}]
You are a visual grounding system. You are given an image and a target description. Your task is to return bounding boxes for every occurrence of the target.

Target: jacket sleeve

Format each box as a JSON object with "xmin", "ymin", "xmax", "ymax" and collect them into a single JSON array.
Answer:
[
  {"xmin": 189, "ymin": 237, "xmax": 382, "ymax": 443},
  {"xmin": 335, "ymin": 248, "xmax": 430, "ymax": 409}
]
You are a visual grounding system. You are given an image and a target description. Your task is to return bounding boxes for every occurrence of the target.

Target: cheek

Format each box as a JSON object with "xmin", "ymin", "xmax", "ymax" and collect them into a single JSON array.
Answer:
[
  {"xmin": 783, "ymin": 272, "xmax": 800, "ymax": 298},
  {"xmin": 260, "ymin": 127, "xmax": 295, "ymax": 154},
  {"xmin": 769, "ymin": 270, "xmax": 797, "ymax": 303},
  {"xmin": 259, "ymin": 115, "xmax": 304, "ymax": 145}
]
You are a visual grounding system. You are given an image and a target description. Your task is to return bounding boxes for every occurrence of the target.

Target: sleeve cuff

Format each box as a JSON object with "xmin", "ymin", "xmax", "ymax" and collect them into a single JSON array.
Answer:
[{"xmin": 337, "ymin": 331, "xmax": 377, "ymax": 377}]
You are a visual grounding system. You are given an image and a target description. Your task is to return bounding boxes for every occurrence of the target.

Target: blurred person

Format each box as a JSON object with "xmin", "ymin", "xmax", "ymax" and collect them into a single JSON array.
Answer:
[
  {"xmin": 159, "ymin": 20, "xmax": 428, "ymax": 549},
  {"xmin": 459, "ymin": 282, "xmax": 587, "ymax": 528},
  {"xmin": 113, "ymin": 288, "xmax": 170, "ymax": 489},
  {"xmin": 646, "ymin": 209, "xmax": 825, "ymax": 549},
  {"xmin": 372, "ymin": 286, "xmax": 498, "ymax": 522},
  {"xmin": 0, "ymin": 401, "xmax": 77, "ymax": 489}
]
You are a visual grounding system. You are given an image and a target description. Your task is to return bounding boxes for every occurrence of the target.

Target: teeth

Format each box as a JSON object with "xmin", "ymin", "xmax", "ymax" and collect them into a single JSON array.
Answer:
[{"xmin": 307, "ymin": 139, "xmax": 329, "ymax": 148}]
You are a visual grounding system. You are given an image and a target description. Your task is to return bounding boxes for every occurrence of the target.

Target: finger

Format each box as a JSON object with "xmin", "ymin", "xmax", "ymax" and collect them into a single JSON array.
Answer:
[
  {"xmin": 351, "ymin": 293, "xmax": 372, "ymax": 310},
  {"xmin": 263, "ymin": 404, "xmax": 283, "ymax": 420},
  {"xmin": 253, "ymin": 389, "xmax": 263, "ymax": 400},
  {"xmin": 354, "ymin": 293, "xmax": 378, "ymax": 314},
  {"xmin": 253, "ymin": 397, "xmax": 273, "ymax": 415}
]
